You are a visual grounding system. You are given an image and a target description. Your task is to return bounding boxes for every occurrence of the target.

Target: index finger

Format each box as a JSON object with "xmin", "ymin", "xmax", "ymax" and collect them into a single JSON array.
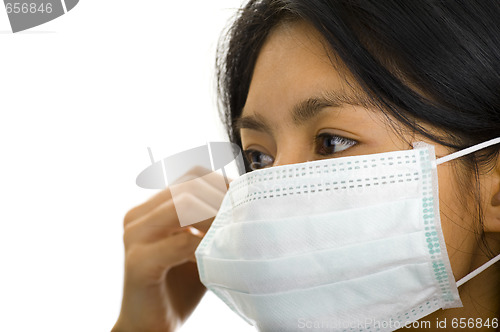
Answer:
[{"xmin": 124, "ymin": 166, "xmax": 230, "ymax": 226}]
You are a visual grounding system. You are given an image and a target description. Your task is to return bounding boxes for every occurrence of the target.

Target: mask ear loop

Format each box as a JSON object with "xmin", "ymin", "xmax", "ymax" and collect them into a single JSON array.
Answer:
[
  {"xmin": 436, "ymin": 137, "xmax": 500, "ymax": 165},
  {"xmin": 434, "ymin": 137, "xmax": 500, "ymax": 287},
  {"xmin": 456, "ymin": 254, "xmax": 500, "ymax": 287}
]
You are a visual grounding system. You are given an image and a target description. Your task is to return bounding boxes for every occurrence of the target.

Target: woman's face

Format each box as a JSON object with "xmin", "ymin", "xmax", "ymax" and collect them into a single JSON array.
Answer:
[{"xmin": 238, "ymin": 21, "xmax": 486, "ymax": 287}]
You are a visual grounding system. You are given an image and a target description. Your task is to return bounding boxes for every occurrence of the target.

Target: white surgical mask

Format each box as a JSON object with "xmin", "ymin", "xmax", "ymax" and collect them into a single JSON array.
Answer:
[{"xmin": 195, "ymin": 138, "xmax": 500, "ymax": 331}]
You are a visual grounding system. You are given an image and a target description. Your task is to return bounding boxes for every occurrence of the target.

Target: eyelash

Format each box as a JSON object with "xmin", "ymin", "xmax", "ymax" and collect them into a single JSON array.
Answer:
[
  {"xmin": 243, "ymin": 133, "xmax": 357, "ymax": 171},
  {"xmin": 314, "ymin": 133, "xmax": 357, "ymax": 156}
]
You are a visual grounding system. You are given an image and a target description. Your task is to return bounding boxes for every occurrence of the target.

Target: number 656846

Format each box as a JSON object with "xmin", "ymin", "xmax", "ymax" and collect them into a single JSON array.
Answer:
[{"xmin": 5, "ymin": 3, "xmax": 53, "ymax": 14}]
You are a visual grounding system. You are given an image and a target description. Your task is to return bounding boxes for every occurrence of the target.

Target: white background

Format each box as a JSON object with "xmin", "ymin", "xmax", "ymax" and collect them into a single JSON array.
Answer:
[{"xmin": 0, "ymin": 1, "xmax": 255, "ymax": 331}]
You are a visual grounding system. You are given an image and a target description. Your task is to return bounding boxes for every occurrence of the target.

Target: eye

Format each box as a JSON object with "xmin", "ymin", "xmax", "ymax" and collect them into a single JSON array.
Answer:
[
  {"xmin": 243, "ymin": 149, "xmax": 274, "ymax": 171},
  {"xmin": 315, "ymin": 133, "xmax": 357, "ymax": 156}
]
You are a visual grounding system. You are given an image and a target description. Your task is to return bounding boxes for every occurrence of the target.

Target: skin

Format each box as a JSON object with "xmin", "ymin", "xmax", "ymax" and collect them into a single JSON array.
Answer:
[
  {"xmin": 113, "ymin": 20, "xmax": 500, "ymax": 331},
  {"xmin": 113, "ymin": 168, "xmax": 227, "ymax": 332}
]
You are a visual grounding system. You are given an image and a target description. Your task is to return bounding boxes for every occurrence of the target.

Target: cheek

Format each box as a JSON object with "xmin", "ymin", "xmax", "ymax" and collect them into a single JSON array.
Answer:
[{"xmin": 437, "ymin": 165, "xmax": 477, "ymax": 279}]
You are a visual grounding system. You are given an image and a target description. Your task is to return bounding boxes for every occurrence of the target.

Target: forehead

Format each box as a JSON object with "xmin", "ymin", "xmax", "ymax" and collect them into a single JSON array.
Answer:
[{"xmin": 243, "ymin": 21, "xmax": 366, "ymax": 121}]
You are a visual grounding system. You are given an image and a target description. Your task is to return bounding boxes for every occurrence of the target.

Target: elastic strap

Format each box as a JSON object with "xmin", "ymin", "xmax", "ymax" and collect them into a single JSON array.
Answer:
[
  {"xmin": 436, "ymin": 137, "xmax": 500, "ymax": 165},
  {"xmin": 436, "ymin": 137, "xmax": 500, "ymax": 287},
  {"xmin": 456, "ymin": 253, "xmax": 500, "ymax": 287}
]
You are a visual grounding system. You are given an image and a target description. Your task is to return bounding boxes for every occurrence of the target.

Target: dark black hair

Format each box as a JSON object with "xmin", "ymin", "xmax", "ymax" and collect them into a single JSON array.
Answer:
[{"xmin": 216, "ymin": 0, "xmax": 500, "ymax": 253}]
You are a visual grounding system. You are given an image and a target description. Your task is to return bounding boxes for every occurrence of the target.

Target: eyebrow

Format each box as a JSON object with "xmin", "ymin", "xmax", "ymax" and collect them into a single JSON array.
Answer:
[
  {"xmin": 235, "ymin": 90, "xmax": 371, "ymax": 132},
  {"xmin": 234, "ymin": 113, "xmax": 272, "ymax": 133}
]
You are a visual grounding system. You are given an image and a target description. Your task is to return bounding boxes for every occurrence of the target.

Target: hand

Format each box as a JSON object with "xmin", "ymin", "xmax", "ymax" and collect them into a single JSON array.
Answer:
[{"xmin": 113, "ymin": 167, "xmax": 228, "ymax": 332}]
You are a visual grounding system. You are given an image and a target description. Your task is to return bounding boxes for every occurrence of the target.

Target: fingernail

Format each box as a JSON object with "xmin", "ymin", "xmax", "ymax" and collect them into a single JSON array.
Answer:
[{"xmin": 187, "ymin": 226, "xmax": 205, "ymax": 238}]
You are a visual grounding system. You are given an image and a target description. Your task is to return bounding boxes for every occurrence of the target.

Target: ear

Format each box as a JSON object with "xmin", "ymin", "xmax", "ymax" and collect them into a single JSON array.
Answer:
[{"xmin": 484, "ymin": 156, "xmax": 500, "ymax": 232}]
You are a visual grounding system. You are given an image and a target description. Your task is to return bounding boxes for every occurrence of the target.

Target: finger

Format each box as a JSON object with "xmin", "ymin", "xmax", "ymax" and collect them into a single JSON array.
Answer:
[
  {"xmin": 123, "ymin": 189, "xmax": 173, "ymax": 227},
  {"xmin": 169, "ymin": 174, "xmax": 226, "ymax": 212},
  {"xmin": 124, "ymin": 192, "xmax": 216, "ymax": 245},
  {"xmin": 168, "ymin": 170, "xmax": 228, "ymax": 232},
  {"xmin": 124, "ymin": 166, "xmax": 229, "ymax": 227},
  {"xmin": 126, "ymin": 229, "xmax": 204, "ymax": 285},
  {"xmin": 124, "ymin": 199, "xmax": 181, "ymax": 247},
  {"xmin": 169, "ymin": 191, "xmax": 220, "ymax": 230},
  {"xmin": 192, "ymin": 217, "xmax": 216, "ymax": 234},
  {"xmin": 172, "ymin": 165, "xmax": 231, "ymax": 187}
]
